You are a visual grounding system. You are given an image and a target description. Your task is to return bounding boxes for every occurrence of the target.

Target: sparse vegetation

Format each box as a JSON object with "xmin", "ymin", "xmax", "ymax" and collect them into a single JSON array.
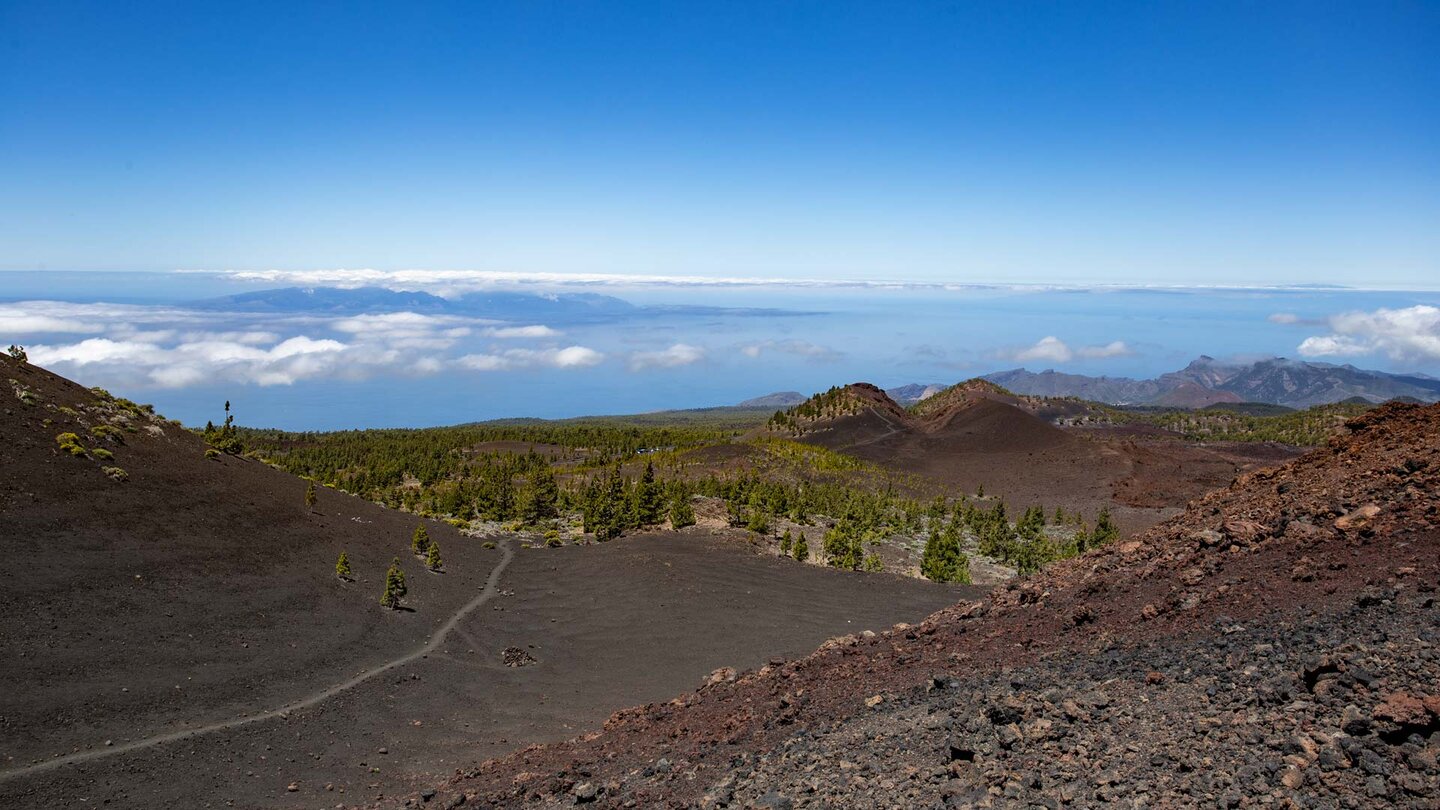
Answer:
[
  {"xmin": 92, "ymin": 447, "xmax": 114, "ymax": 461},
  {"xmin": 425, "ymin": 541, "xmax": 443, "ymax": 571},
  {"xmin": 102, "ymin": 466, "xmax": 129, "ymax": 482},
  {"xmin": 793, "ymin": 533, "xmax": 809, "ymax": 561},
  {"xmin": 305, "ymin": 480, "xmax": 317, "ymax": 509},
  {"xmin": 6, "ymin": 344, "xmax": 26, "ymax": 362},
  {"xmin": 335, "ymin": 550, "xmax": 352, "ymax": 580},
  {"xmin": 411, "ymin": 524, "xmax": 431, "ymax": 557}
]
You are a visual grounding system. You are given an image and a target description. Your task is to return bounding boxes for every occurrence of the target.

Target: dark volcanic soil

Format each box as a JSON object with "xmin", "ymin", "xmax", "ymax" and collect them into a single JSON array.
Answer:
[
  {"xmin": 800, "ymin": 386, "xmax": 1295, "ymax": 535},
  {"xmin": 1, "ymin": 355, "xmax": 966, "ymax": 807},
  {"xmin": 404, "ymin": 402, "xmax": 1440, "ymax": 808}
]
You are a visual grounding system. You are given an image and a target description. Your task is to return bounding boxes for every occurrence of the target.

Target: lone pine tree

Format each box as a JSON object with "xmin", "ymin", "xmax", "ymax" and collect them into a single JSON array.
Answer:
[
  {"xmin": 380, "ymin": 558, "xmax": 407, "ymax": 609},
  {"xmin": 411, "ymin": 523, "xmax": 430, "ymax": 557},
  {"xmin": 426, "ymin": 541, "xmax": 443, "ymax": 572},
  {"xmin": 335, "ymin": 550, "xmax": 352, "ymax": 580},
  {"xmin": 305, "ymin": 480, "xmax": 317, "ymax": 509}
]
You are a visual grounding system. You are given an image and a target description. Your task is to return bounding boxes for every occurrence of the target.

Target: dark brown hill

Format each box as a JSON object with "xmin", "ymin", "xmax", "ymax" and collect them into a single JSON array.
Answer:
[
  {"xmin": 408, "ymin": 402, "xmax": 1440, "ymax": 809},
  {"xmin": 781, "ymin": 380, "xmax": 1264, "ymax": 534},
  {"xmin": 0, "ymin": 354, "xmax": 493, "ymax": 773}
]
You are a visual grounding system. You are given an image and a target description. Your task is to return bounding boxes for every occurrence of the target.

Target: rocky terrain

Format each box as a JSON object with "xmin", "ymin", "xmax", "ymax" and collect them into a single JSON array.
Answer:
[{"xmin": 401, "ymin": 402, "xmax": 1440, "ymax": 808}]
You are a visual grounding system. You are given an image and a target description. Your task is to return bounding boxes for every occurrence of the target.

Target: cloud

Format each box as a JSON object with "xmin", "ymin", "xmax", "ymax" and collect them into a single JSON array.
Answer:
[
  {"xmin": 1002, "ymin": 336, "xmax": 1135, "ymax": 364},
  {"xmin": 628, "ymin": 343, "xmax": 707, "ymax": 371},
  {"xmin": 484, "ymin": 324, "xmax": 560, "ymax": 339},
  {"xmin": 1268, "ymin": 312, "xmax": 1300, "ymax": 325},
  {"xmin": 1297, "ymin": 305, "xmax": 1440, "ymax": 362},
  {"xmin": 738, "ymin": 339, "xmax": 842, "ymax": 363},
  {"xmin": 457, "ymin": 345, "xmax": 604, "ymax": 372},
  {"xmin": 331, "ymin": 312, "xmax": 474, "ymax": 349},
  {"xmin": 28, "ymin": 335, "xmax": 353, "ymax": 388}
]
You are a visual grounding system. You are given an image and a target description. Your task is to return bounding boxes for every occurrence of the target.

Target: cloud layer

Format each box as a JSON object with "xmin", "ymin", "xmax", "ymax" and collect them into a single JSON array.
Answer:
[
  {"xmin": 5, "ymin": 300, "xmax": 600, "ymax": 388},
  {"xmin": 1002, "ymin": 336, "xmax": 1134, "ymax": 364},
  {"xmin": 1298, "ymin": 305, "xmax": 1440, "ymax": 361}
]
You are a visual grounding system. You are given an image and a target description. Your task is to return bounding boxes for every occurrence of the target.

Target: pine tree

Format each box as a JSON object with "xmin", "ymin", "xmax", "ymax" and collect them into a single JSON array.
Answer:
[
  {"xmin": 1092, "ymin": 508, "xmax": 1119, "ymax": 547},
  {"xmin": 380, "ymin": 558, "xmax": 407, "ymax": 609},
  {"xmin": 921, "ymin": 529, "xmax": 948, "ymax": 581},
  {"xmin": 411, "ymin": 523, "xmax": 430, "ymax": 557},
  {"xmin": 793, "ymin": 533, "xmax": 809, "ymax": 561},
  {"xmin": 335, "ymin": 550, "xmax": 351, "ymax": 580},
  {"xmin": 636, "ymin": 461, "xmax": 664, "ymax": 526},
  {"xmin": 426, "ymin": 541, "xmax": 443, "ymax": 572},
  {"xmin": 669, "ymin": 493, "xmax": 696, "ymax": 529},
  {"xmin": 953, "ymin": 551, "xmax": 972, "ymax": 585},
  {"xmin": 520, "ymin": 466, "xmax": 560, "ymax": 525},
  {"xmin": 779, "ymin": 529, "xmax": 793, "ymax": 556},
  {"xmin": 305, "ymin": 480, "xmax": 317, "ymax": 509}
]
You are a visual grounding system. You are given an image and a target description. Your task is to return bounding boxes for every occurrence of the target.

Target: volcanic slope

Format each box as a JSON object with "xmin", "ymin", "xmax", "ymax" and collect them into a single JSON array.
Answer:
[
  {"xmin": 0, "ymin": 355, "xmax": 497, "ymax": 775},
  {"xmin": 409, "ymin": 401, "xmax": 1440, "ymax": 809},
  {"xmin": 0, "ymin": 356, "xmax": 966, "ymax": 808},
  {"xmin": 773, "ymin": 381, "xmax": 1290, "ymax": 532}
]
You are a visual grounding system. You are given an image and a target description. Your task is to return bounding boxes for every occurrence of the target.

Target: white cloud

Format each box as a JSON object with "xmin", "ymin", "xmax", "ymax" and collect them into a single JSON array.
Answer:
[
  {"xmin": 457, "ymin": 345, "xmax": 605, "ymax": 372},
  {"xmin": 484, "ymin": 324, "xmax": 560, "ymax": 339},
  {"xmin": 331, "ymin": 312, "xmax": 474, "ymax": 349},
  {"xmin": 1268, "ymin": 312, "xmax": 1300, "ymax": 325},
  {"xmin": 738, "ymin": 339, "xmax": 841, "ymax": 363},
  {"xmin": 28, "ymin": 334, "xmax": 352, "ymax": 388},
  {"xmin": 1298, "ymin": 305, "xmax": 1440, "ymax": 362},
  {"xmin": 629, "ymin": 343, "xmax": 707, "ymax": 371},
  {"xmin": 1003, "ymin": 336, "xmax": 1134, "ymax": 364}
]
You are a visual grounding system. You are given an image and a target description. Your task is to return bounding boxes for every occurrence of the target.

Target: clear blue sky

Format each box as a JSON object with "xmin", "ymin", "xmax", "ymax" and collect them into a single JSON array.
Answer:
[{"xmin": 2, "ymin": 1, "xmax": 1436, "ymax": 286}]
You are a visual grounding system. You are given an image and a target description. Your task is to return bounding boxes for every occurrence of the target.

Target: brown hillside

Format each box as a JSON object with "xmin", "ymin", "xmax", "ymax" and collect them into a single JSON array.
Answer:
[
  {"xmin": 408, "ymin": 402, "xmax": 1440, "ymax": 808},
  {"xmin": 0, "ymin": 354, "xmax": 493, "ymax": 772}
]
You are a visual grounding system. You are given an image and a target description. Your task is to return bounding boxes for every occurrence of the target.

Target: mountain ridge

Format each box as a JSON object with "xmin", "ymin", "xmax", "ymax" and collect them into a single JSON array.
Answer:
[{"xmin": 986, "ymin": 356, "xmax": 1440, "ymax": 408}]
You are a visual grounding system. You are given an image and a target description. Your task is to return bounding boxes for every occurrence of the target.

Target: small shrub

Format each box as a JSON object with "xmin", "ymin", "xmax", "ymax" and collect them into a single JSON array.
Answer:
[
  {"xmin": 304, "ymin": 480, "xmax": 317, "ymax": 508},
  {"xmin": 482, "ymin": 541, "xmax": 497, "ymax": 549},
  {"xmin": 861, "ymin": 553, "xmax": 884, "ymax": 573},
  {"xmin": 205, "ymin": 448, "xmax": 221, "ymax": 459},
  {"xmin": 55, "ymin": 433, "xmax": 86, "ymax": 456},
  {"xmin": 335, "ymin": 551, "xmax": 352, "ymax": 580},
  {"xmin": 102, "ymin": 466, "xmax": 129, "ymax": 482},
  {"xmin": 411, "ymin": 524, "xmax": 430, "ymax": 557},
  {"xmin": 90, "ymin": 424, "xmax": 124, "ymax": 444},
  {"xmin": 425, "ymin": 541, "xmax": 443, "ymax": 571},
  {"xmin": 444, "ymin": 517, "xmax": 467, "ymax": 528},
  {"xmin": 92, "ymin": 448, "xmax": 114, "ymax": 461},
  {"xmin": 6, "ymin": 344, "xmax": 26, "ymax": 362}
]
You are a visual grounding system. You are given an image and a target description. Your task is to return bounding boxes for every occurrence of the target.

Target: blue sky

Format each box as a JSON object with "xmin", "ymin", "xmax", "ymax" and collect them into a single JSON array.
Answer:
[{"xmin": 2, "ymin": 1, "xmax": 1436, "ymax": 286}]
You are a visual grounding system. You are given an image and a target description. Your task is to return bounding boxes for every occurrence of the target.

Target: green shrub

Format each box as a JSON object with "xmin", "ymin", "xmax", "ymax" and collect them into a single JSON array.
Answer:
[
  {"xmin": 411, "ymin": 524, "xmax": 430, "ymax": 557},
  {"xmin": 425, "ymin": 541, "xmax": 443, "ymax": 571},
  {"xmin": 204, "ymin": 448, "xmax": 221, "ymax": 460},
  {"xmin": 90, "ymin": 424, "xmax": 124, "ymax": 444},
  {"xmin": 6, "ymin": 344, "xmax": 26, "ymax": 362},
  {"xmin": 335, "ymin": 551, "xmax": 352, "ymax": 580},
  {"xmin": 380, "ymin": 558, "xmax": 407, "ymax": 609},
  {"xmin": 482, "ymin": 541, "xmax": 497, "ymax": 549},
  {"xmin": 102, "ymin": 466, "xmax": 129, "ymax": 482},
  {"xmin": 56, "ymin": 433, "xmax": 86, "ymax": 456},
  {"xmin": 92, "ymin": 448, "xmax": 114, "ymax": 461}
]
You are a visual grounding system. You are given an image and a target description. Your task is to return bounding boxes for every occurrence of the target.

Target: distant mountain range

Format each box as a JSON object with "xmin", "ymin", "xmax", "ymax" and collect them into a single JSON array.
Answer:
[
  {"xmin": 189, "ymin": 286, "xmax": 639, "ymax": 320},
  {"xmin": 984, "ymin": 357, "xmax": 1440, "ymax": 409}
]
